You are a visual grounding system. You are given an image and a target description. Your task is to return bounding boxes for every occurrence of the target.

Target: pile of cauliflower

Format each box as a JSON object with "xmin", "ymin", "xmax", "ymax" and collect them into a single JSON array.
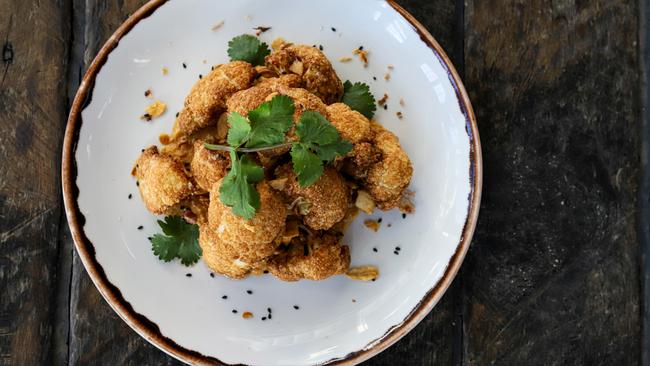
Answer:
[{"xmin": 133, "ymin": 42, "xmax": 412, "ymax": 281}]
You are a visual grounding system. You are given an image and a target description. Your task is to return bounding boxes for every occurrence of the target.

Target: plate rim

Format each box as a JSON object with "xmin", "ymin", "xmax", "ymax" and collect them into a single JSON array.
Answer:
[{"xmin": 60, "ymin": 0, "xmax": 483, "ymax": 364}]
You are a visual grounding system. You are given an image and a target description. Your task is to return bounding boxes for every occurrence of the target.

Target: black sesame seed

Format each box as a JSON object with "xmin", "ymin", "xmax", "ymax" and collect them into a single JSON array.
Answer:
[
  {"xmin": 222, "ymin": 295, "xmax": 228, "ymax": 299},
  {"xmin": 263, "ymin": 270, "xmax": 269, "ymax": 274},
  {"xmin": 175, "ymin": 112, "xmax": 179, "ymax": 117},
  {"xmin": 262, "ymin": 317, "xmax": 267, "ymax": 321},
  {"xmin": 331, "ymin": 27, "xmax": 336, "ymax": 32},
  {"xmin": 394, "ymin": 251, "xmax": 399, "ymax": 255},
  {"xmin": 293, "ymin": 305, "xmax": 299, "ymax": 310},
  {"xmin": 319, "ymin": 45, "xmax": 324, "ymax": 51},
  {"xmin": 402, "ymin": 213, "xmax": 407, "ymax": 219},
  {"xmin": 147, "ymin": 236, "xmax": 152, "ymax": 241},
  {"xmin": 199, "ymin": 74, "xmax": 203, "ymax": 79},
  {"xmin": 182, "ymin": 62, "xmax": 187, "ymax": 68},
  {"xmin": 373, "ymin": 247, "xmax": 378, "ymax": 252},
  {"xmin": 137, "ymin": 225, "xmax": 143, "ymax": 230},
  {"xmin": 383, "ymin": 105, "xmax": 388, "ymax": 110},
  {"xmin": 373, "ymin": 76, "xmax": 377, "ymax": 81},
  {"xmin": 136, "ymin": 181, "xmax": 139, "ymax": 186},
  {"xmin": 372, "ymin": 278, "xmax": 376, "ymax": 281},
  {"xmin": 232, "ymin": 309, "xmax": 238, "ymax": 314},
  {"xmin": 267, "ymin": 307, "xmax": 272, "ymax": 313},
  {"xmin": 210, "ymin": 273, "xmax": 215, "ymax": 278},
  {"xmin": 377, "ymin": 218, "xmax": 382, "ymax": 223},
  {"xmin": 141, "ymin": 148, "xmax": 145, "ymax": 152},
  {"xmin": 246, "ymin": 290, "xmax": 253, "ymax": 295},
  {"xmin": 268, "ymin": 314, "xmax": 272, "ymax": 319},
  {"xmin": 186, "ymin": 273, "xmax": 192, "ymax": 277},
  {"xmin": 396, "ymin": 246, "xmax": 401, "ymax": 251},
  {"xmin": 128, "ymin": 194, "xmax": 132, "ymax": 199},
  {"xmin": 358, "ymin": 46, "xmax": 364, "ymax": 51},
  {"xmin": 211, "ymin": 66, "xmax": 214, "ymax": 70}
]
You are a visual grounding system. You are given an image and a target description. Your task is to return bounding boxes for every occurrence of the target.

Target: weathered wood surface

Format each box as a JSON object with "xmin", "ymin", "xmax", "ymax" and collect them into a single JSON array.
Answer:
[
  {"xmin": 0, "ymin": 0, "xmax": 70, "ymax": 365},
  {"xmin": 0, "ymin": 0, "xmax": 645, "ymax": 365},
  {"xmin": 463, "ymin": 0, "xmax": 641, "ymax": 364}
]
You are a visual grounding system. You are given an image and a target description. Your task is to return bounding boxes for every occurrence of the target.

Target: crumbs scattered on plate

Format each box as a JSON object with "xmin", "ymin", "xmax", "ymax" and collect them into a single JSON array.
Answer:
[
  {"xmin": 141, "ymin": 100, "xmax": 167, "ymax": 121},
  {"xmin": 364, "ymin": 219, "xmax": 380, "ymax": 232}
]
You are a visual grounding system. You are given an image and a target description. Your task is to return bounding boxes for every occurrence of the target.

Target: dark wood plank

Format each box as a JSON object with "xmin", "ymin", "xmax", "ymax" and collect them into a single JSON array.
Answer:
[
  {"xmin": 463, "ymin": 0, "xmax": 641, "ymax": 364},
  {"xmin": 65, "ymin": 1, "xmax": 182, "ymax": 365},
  {"xmin": 0, "ymin": 0, "xmax": 70, "ymax": 365}
]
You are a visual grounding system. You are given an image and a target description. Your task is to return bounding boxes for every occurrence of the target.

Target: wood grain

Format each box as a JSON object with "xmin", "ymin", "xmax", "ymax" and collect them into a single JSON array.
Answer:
[
  {"xmin": 463, "ymin": 0, "xmax": 641, "ymax": 364},
  {"xmin": 0, "ymin": 0, "xmax": 644, "ymax": 364},
  {"xmin": 0, "ymin": 0, "xmax": 70, "ymax": 365}
]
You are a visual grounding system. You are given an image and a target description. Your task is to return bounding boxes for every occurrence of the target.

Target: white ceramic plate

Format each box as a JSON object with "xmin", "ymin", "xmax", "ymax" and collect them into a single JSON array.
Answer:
[{"xmin": 62, "ymin": 1, "xmax": 481, "ymax": 365}]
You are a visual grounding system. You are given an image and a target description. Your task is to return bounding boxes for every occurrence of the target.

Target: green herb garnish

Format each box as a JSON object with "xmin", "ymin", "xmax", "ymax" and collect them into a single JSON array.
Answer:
[
  {"xmin": 205, "ymin": 96, "xmax": 350, "ymax": 219},
  {"xmin": 150, "ymin": 216, "xmax": 201, "ymax": 266},
  {"xmin": 341, "ymin": 81, "xmax": 376, "ymax": 119},
  {"xmin": 227, "ymin": 34, "xmax": 271, "ymax": 66},
  {"xmin": 219, "ymin": 151, "xmax": 265, "ymax": 220}
]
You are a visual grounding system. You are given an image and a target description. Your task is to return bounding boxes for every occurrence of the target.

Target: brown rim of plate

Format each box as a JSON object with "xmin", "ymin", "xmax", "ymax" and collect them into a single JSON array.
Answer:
[{"xmin": 61, "ymin": 1, "xmax": 483, "ymax": 365}]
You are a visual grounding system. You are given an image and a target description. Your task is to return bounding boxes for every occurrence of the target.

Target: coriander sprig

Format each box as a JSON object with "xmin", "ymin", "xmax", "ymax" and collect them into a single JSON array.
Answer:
[
  {"xmin": 150, "ymin": 216, "xmax": 201, "ymax": 266},
  {"xmin": 342, "ymin": 81, "xmax": 376, "ymax": 119},
  {"xmin": 205, "ymin": 95, "xmax": 351, "ymax": 219},
  {"xmin": 227, "ymin": 34, "xmax": 271, "ymax": 66}
]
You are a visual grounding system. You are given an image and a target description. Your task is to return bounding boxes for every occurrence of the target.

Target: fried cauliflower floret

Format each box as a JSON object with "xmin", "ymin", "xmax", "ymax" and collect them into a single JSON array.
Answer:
[
  {"xmin": 279, "ymin": 87, "xmax": 329, "ymax": 121},
  {"xmin": 133, "ymin": 146, "xmax": 193, "ymax": 215},
  {"xmin": 342, "ymin": 142, "xmax": 382, "ymax": 180},
  {"xmin": 265, "ymin": 44, "xmax": 343, "ymax": 104},
  {"xmin": 190, "ymin": 140, "xmax": 230, "ymax": 192},
  {"xmin": 275, "ymin": 164, "xmax": 349, "ymax": 230},
  {"xmin": 177, "ymin": 61, "xmax": 256, "ymax": 135},
  {"xmin": 326, "ymin": 103, "xmax": 372, "ymax": 144},
  {"xmin": 198, "ymin": 225, "xmax": 250, "ymax": 279},
  {"xmin": 268, "ymin": 233, "xmax": 350, "ymax": 281},
  {"xmin": 366, "ymin": 123, "xmax": 413, "ymax": 210},
  {"xmin": 208, "ymin": 180, "xmax": 286, "ymax": 261},
  {"xmin": 257, "ymin": 74, "xmax": 302, "ymax": 88}
]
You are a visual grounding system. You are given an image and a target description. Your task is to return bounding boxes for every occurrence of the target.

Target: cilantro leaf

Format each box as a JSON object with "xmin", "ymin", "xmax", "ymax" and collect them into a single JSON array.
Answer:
[
  {"xmin": 227, "ymin": 34, "xmax": 271, "ymax": 66},
  {"xmin": 341, "ymin": 81, "xmax": 376, "ymax": 119},
  {"xmin": 246, "ymin": 95, "xmax": 295, "ymax": 147},
  {"xmin": 151, "ymin": 216, "xmax": 201, "ymax": 266},
  {"xmin": 292, "ymin": 111, "xmax": 352, "ymax": 186},
  {"xmin": 219, "ymin": 151, "xmax": 264, "ymax": 219},
  {"xmin": 290, "ymin": 144, "xmax": 324, "ymax": 187},
  {"xmin": 227, "ymin": 112, "xmax": 251, "ymax": 147}
]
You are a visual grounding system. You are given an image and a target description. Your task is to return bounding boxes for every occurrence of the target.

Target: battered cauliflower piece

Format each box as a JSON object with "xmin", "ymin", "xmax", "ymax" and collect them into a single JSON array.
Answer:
[
  {"xmin": 279, "ymin": 87, "xmax": 329, "ymax": 121},
  {"xmin": 190, "ymin": 140, "xmax": 230, "ymax": 192},
  {"xmin": 366, "ymin": 122, "xmax": 413, "ymax": 210},
  {"xmin": 227, "ymin": 84, "xmax": 327, "ymax": 122},
  {"xmin": 265, "ymin": 44, "xmax": 343, "ymax": 104},
  {"xmin": 275, "ymin": 164, "xmax": 349, "ymax": 230},
  {"xmin": 268, "ymin": 233, "xmax": 350, "ymax": 281},
  {"xmin": 326, "ymin": 103, "xmax": 372, "ymax": 144},
  {"xmin": 198, "ymin": 225, "xmax": 250, "ymax": 279},
  {"xmin": 208, "ymin": 180, "xmax": 286, "ymax": 262},
  {"xmin": 134, "ymin": 146, "xmax": 193, "ymax": 215},
  {"xmin": 177, "ymin": 61, "xmax": 256, "ymax": 135}
]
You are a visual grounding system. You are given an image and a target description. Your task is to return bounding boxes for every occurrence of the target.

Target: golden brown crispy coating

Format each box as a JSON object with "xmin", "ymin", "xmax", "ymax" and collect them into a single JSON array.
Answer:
[
  {"xmin": 190, "ymin": 140, "xmax": 230, "ymax": 192},
  {"xmin": 134, "ymin": 146, "xmax": 193, "ymax": 215},
  {"xmin": 366, "ymin": 122, "xmax": 413, "ymax": 210},
  {"xmin": 268, "ymin": 233, "xmax": 350, "ymax": 281},
  {"xmin": 279, "ymin": 87, "xmax": 329, "ymax": 121},
  {"xmin": 208, "ymin": 180, "xmax": 286, "ymax": 261},
  {"xmin": 275, "ymin": 164, "xmax": 349, "ymax": 230},
  {"xmin": 257, "ymin": 74, "xmax": 303, "ymax": 88},
  {"xmin": 326, "ymin": 103, "xmax": 372, "ymax": 144},
  {"xmin": 177, "ymin": 61, "xmax": 255, "ymax": 135},
  {"xmin": 265, "ymin": 44, "xmax": 343, "ymax": 104},
  {"xmin": 198, "ymin": 225, "xmax": 250, "ymax": 279},
  {"xmin": 342, "ymin": 142, "xmax": 382, "ymax": 180}
]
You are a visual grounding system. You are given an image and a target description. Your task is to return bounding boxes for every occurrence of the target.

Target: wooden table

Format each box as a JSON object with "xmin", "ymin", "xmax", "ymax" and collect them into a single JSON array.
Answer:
[{"xmin": 0, "ymin": 0, "xmax": 644, "ymax": 364}]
